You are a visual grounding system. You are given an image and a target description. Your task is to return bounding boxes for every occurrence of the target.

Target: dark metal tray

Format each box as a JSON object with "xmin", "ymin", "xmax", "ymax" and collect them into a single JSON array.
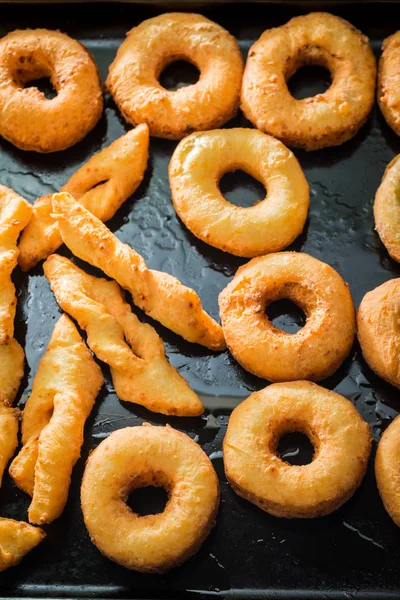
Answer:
[{"xmin": 1, "ymin": 2, "xmax": 400, "ymax": 598}]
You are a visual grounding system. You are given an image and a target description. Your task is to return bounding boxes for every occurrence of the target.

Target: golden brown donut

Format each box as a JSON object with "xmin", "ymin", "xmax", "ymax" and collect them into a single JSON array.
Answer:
[
  {"xmin": 378, "ymin": 31, "xmax": 400, "ymax": 136},
  {"xmin": 374, "ymin": 154, "xmax": 400, "ymax": 262},
  {"xmin": 375, "ymin": 415, "xmax": 400, "ymax": 527},
  {"xmin": 169, "ymin": 129, "xmax": 309, "ymax": 257},
  {"xmin": 219, "ymin": 252, "xmax": 355, "ymax": 381},
  {"xmin": 224, "ymin": 381, "xmax": 372, "ymax": 518},
  {"xmin": 106, "ymin": 13, "xmax": 243, "ymax": 139},
  {"xmin": 241, "ymin": 12, "xmax": 376, "ymax": 150},
  {"xmin": 0, "ymin": 29, "xmax": 103, "ymax": 152},
  {"xmin": 81, "ymin": 424, "xmax": 219, "ymax": 573},
  {"xmin": 357, "ymin": 278, "xmax": 400, "ymax": 388}
]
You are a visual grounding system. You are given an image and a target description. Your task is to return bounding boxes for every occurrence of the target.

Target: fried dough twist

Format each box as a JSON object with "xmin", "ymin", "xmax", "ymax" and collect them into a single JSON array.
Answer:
[
  {"xmin": 9, "ymin": 314, "xmax": 103, "ymax": 525},
  {"xmin": 44, "ymin": 254, "xmax": 203, "ymax": 416},
  {"xmin": 18, "ymin": 124, "xmax": 149, "ymax": 271},
  {"xmin": 51, "ymin": 192, "xmax": 225, "ymax": 350}
]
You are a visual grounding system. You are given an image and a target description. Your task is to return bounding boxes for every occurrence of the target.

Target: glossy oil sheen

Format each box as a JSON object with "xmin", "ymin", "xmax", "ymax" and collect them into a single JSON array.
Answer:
[{"xmin": 0, "ymin": 3, "xmax": 400, "ymax": 599}]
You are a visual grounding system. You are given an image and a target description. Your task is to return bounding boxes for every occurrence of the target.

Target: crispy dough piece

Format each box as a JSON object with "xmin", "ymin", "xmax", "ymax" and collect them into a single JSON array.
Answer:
[
  {"xmin": 44, "ymin": 254, "xmax": 203, "ymax": 416},
  {"xmin": 0, "ymin": 518, "xmax": 45, "ymax": 573},
  {"xmin": 51, "ymin": 192, "xmax": 225, "ymax": 350},
  {"xmin": 18, "ymin": 124, "xmax": 149, "ymax": 271},
  {"xmin": 9, "ymin": 315, "xmax": 103, "ymax": 525},
  {"xmin": 0, "ymin": 186, "xmax": 31, "ymax": 484}
]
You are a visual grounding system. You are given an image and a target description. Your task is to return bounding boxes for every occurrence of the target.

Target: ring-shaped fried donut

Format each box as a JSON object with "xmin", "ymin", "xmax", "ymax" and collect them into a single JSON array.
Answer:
[
  {"xmin": 374, "ymin": 154, "xmax": 400, "ymax": 262},
  {"xmin": 219, "ymin": 252, "xmax": 355, "ymax": 382},
  {"xmin": 375, "ymin": 415, "xmax": 400, "ymax": 527},
  {"xmin": 106, "ymin": 13, "xmax": 243, "ymax": 139},
  {"xmin": 169, "ymin": 129, "xmax": 309, "ymax": 257},
  {"xmin": 378, "ymin": 31, "xmax": 400, "ymax": 137},
  {"xmin": 81, "ymin": 424, "xmax": 219, "ymax": 573},
  {"xmin": 241, "ymin": 12, "xmax": 376, "ymax": 150},
  {"xmin": 357, "ymin": 279, "xmax": 400, "ymax": 388},
  {"xmin": 0, "ymin": 29, "xmax": 103, "ymax": 152},
  {"xmin": 224, "ymin": 381, "xmax": 372, "ymax": 518}
]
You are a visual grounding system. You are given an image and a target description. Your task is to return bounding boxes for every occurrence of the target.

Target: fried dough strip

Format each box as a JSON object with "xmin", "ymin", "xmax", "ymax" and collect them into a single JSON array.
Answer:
[
  {"xmin": 43, "ymin": 254, "xmax": 204, "ymax": 416},
  {"xmin": 18, "ymin": 124, "xmax": 149, "ymax": 271},
  {"xmin": 9, "ymin": 315, "xmax": 103, "ymax": 525},
  {"xmin": 51, "ymin": 192, "xmax": 225, "ymax": 350},
  {"xmin": 0, "ymin": 519, "xmax": 45, "ymax": 573},
  {"xmin": 0, "ymin": 186, "xmax": 31, "ymax": 483}
]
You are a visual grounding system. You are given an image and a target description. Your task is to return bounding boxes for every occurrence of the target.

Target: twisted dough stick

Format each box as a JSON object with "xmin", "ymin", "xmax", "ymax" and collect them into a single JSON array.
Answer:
[
  {"xmin": 18, "ymin": 124, "xmax": 149, "ymax": 271},
  {"xmin": 0, "ymin": 185, "xmax": 31, "ymax": 484},
  {"xmin": 43, "ymin": 254, "xmax": 203, "ymax": 416},
  {"xmin": 9, "ymin": 314, "xmax": 103, "ymax": 525},
  {"xmin": 51, "ymin": 192, "xmax": 225, "ymax": 350}
]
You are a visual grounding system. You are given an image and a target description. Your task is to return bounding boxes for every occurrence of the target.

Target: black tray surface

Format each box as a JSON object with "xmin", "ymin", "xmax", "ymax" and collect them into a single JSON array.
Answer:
[{"xmin": 1, "ymin": 3, "xmax": 400, "ymax": 599}]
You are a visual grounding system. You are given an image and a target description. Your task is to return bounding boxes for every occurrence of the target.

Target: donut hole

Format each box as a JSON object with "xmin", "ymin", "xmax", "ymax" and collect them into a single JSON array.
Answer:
[
  {"xmin": 219, "ymin": 170, "xmax": 266, "ymax": 208},
  {"xmin": 277, "ymin": 431, "xmax": 314, "ymax": 465},
  {"xmin": 265, "ymin": 298, "xmax": 306, "ymax": 334},
  {"xmin": 24, "ymin": 77, "xmax": 57, "ymax": 99},
  {"xmin": 126, "ymin": 472, "xmax": 170, "ymax": 516},
  {"xmin": 287, "ymin": 65, "xmax": 332, "ymax": 100},
  {"xmin": 13, "ymin": 60, "xmax": 57, "ymax": 99},
  {"xmin": 159, "ymin": 59, "xmax": 200, "ymax": 91}
]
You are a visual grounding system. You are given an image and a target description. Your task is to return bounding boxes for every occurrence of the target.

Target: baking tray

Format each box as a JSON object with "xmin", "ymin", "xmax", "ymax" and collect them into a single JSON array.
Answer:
[{"xmin": 1, "ymin": 2, "xmax": 400, "ymax": 598}]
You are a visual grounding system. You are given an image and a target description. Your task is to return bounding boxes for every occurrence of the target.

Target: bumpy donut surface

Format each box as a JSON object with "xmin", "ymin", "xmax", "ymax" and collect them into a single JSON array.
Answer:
[
  {"xmin": 106, "ymin": 13, "xmax": 243, "ymax": 139},
  {"xmin": 376, "ymin": 415, "xmax": 400, "ymax": 527},
  {"xmin": 374, "ymin": 154, "xmax": 400, "ymax": 262},
  {"xmin": 219, "ymin": 252, "xmax": 355, "ymax": 382},
  {"xmin": 169, "ymin": 129, "xmax": 309, "ymax": 257},
  {"xmin": 358, "ymin": 278, "xmax": 400, "ymax": 388},
  {"xmin": 378, "ymin": 31, "xmax": 400, "ymax": 137},
  {"xmin": 224, "ymin": 381, "xmax": 372, "ymax": 518},
  {"xmin": 241, "ymin": 12, "xmax": 376, "ymax": 150},
  {"xmin": 0, "ymin": 29, "xmax": 103, "ymax": 152},
  {"xmin": 81, "ymin": 424, "xmax": 219, "ymax": 573}
]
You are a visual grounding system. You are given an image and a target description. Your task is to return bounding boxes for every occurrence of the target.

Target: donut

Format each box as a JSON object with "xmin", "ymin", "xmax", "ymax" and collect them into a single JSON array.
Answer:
[
  {"xmin": 374, "ymin": 155, "xmax": 400, "ymax": 262},
  {"xmin": 0, "ymin": 29, "xmax": 103, "ymax": 152},
  {"xmin": 375, "ymin": 415, "xmax": 400, "ymax": 527},
  {"xmin": 378, "ymin": 31, "xmax": 400, "ymax": 136},
  {"xmin": 241, "ymin": 12, "xmax": 376, "ymax": 150},
  {"xmin": 219, "ymin": 252, "xmax": 355, "ymax": 382},
  {"xmin": 357, "ymin": 279, "xmax": 400, "ymax": 388},
  {"xmin": 169, "ymin": 129, "xmax": 309, "ymax": 257},
  {"xmin": 81, "ymin": 424, "xmax": 219, "ymax": 573},
  {"xmin": 106, "ymin": 13, "xmax": 243, "ymax": 139},
  {"xmin": 224, "ymin": 381, "xmax": 372, "ymax": 518}
]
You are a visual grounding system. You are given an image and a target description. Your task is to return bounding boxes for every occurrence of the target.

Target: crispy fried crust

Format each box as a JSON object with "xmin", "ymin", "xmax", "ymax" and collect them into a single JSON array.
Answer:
[
  {"xmin": 224, "ymin": 381, "xmax": 371, "ymax": 518},
  {"xmin": 0, "ymin": 518, "xmax": 45, "ymax": 573},
  {"xmin": 9, "ymin": 315, "xmax": 103, "ymax": 525},
  {"xmin": 18, "ymin": 124, "xmax": 149, "ymax": 271},
  {"xmin": 0, "ymin": 29, "xmax": 103, "ymax": 152},
  {"xmin": 106, "ymin": 13, "xmax": 243, "ymax": 139},
  {"xmin": 0, "ymin": 186, "xmax": 31, "ymax": 484},
  {"xmin": 44, "ymin": 254, "xmax": 203, "ymax": 416},
  {"xmin": 378, "ymin": 31, "xmax": 400, "ymax": 137},
  {"xmin": 169, "ymin": 129, "xmax": 309, "ymax": 256},
  {"xmin": 374, "ymin": 154, "xmax": 400, "ymax": 263},
  {"xmin": 375, "ymin": 415, "xmax": 400, "ymax": 527},
  {"xmin": 241, "ymin": 12, "xmax": 376, "ymax": 150},
  {"xmin": 51, "ymin": 192, "xmax": 225, "ymax": 350},
  {"xmin": 81, "ymin": 424, "xmax": 219, "ymax": 572}
]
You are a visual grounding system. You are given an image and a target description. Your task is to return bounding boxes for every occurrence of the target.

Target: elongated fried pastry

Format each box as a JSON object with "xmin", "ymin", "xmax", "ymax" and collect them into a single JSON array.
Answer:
[
  {"xmin": 0, "ymin": 186, "xmax": 31, "ymax": 484},
  {"xmin": 18, "ymin": 124, "xmax": 149, "ymax": 271},
  {"xmin": 51, "ymin": 192, "xmax": 225, "ymax": 350},
  {"xmin": 0, "ymin": 518, "xmax": 45, "ymax": 572},
  {"xmin": 44, "ymin": 254, "xmax": 203, "ymax": 416},
  {"xmin": 9, "ymin": 315, "xmax": 103, "ymax": 525}
]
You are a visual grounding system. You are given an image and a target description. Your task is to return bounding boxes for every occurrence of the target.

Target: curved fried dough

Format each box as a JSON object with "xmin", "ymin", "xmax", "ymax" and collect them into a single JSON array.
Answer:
[
  {"xmin": 18, "ymin": 124, "xmax": 149, "ymax": 271},
  {"xmin": 44, "ymin": 254, "xmax": 203, "ymax": 416},
  {"xmin": 51, "ymin": 192, "xmax": 225, "ymax": 350},
  {"xmin": 0, "ymin": 518, "xmax": 45, "ymax": 572},
  {"xmin": 0, "ymin": 186, "xmax": 31, "ymax": 484},
  {"xmin": 9, "ymin": 314, "xmax": 103, "ymax": 525}
]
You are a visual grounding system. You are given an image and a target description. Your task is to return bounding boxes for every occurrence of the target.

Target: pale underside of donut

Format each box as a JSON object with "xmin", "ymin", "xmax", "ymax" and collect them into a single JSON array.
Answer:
[
  {"xmin": 0, "ymin": 186, "xmax": 45, "ymax": 571},
  {"xmin": 18, "ymin": 124, "xmax": 150, "ymax": 271},
  {"xmin": 51, "ymin": 191, "xmax": 225, "ymax": 350},
  {"xmin": 9, "ymin": 314, "xmax": 104, "ymax": 526},
  {"xmin": 43, "ymin": 254, "xmax": 204, "ymax": 417}
]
